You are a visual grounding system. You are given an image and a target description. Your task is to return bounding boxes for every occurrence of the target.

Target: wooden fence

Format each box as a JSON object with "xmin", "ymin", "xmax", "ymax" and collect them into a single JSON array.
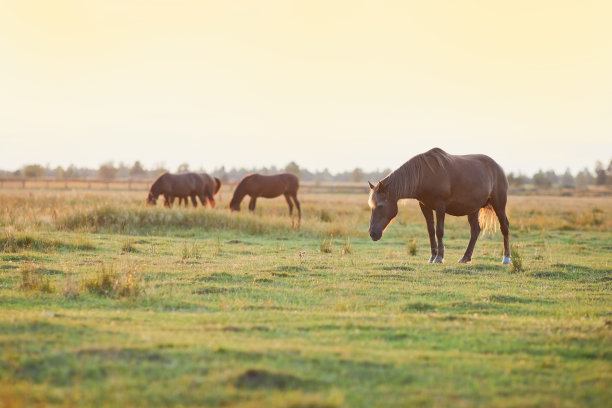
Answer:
[{"xmin": 0, "ymin": 178, "xmax": 369, "ymax": 194}]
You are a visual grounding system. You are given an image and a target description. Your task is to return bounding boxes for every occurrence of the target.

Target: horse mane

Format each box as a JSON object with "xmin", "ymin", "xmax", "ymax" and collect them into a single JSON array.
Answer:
[{"xmin": 382, "ymin": 148, "xmax": 453, "ymax": 198}]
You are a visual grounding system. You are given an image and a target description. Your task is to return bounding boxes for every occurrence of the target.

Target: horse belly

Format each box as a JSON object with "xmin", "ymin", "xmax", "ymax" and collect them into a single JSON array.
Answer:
[
  {"xmin": 259, "ymin": 191, "xmax": 281, "ymax": 198},
  {"xmin": 445, "ymin": 203, "xmax": 477, "ymax": 217}
]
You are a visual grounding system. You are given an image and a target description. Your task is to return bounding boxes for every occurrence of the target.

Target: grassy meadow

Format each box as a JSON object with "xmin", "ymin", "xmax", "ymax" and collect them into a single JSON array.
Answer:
[{"xmin": 0, "ymin": 188, "xmax": 610, "ymax": 407}]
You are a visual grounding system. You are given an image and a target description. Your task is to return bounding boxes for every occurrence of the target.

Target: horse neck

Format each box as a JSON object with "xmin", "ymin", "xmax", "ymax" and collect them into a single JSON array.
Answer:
[
  {"xmin": 230, "ymin": 181, "xmax": 248, "ymax": 205},
  {"xmin": 383, "ymin": 160, "xmax": 421, "ymax": 200},
  {"xmin": 149, "ymin": 181, "xmax": 162, "ymax": 198}
]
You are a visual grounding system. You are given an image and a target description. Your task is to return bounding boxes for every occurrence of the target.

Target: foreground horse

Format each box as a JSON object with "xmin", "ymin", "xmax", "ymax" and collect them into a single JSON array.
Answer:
[
  {"xmin": 146, "ymin": 173, "xmax": 219, "ymax": 208},
  {"xmin": 229, "ymin": 173, "xmax": 301, "ymax": 221},
  {"xmin": 368, "ymin": 148, "xmax": 510, "ymax": 264}
]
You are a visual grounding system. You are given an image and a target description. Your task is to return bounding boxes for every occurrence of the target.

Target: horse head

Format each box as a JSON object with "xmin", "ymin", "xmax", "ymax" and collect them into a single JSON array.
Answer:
[
  {"xmin": 368, "ymin": 181, "xmax": 398, "ymax": 241},
  {"xmin": 228, "ymin": 200, "xmax": 240, "ymax": 212},
  {"xmin": 146, "ymin": 192, "xmax": 158, "ymax": 206}
]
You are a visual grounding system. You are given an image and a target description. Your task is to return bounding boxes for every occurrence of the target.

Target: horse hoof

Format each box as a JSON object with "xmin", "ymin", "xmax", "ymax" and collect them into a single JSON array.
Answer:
[
  {"xmin": 458, "ymin": 258, "xmax": 471, "ymax": 264},
  {"xmin": 502, "ymin": 256, "xmax": 511, "ymax": 265},
  {"xmin": 432, "ymin": 257, "xmax": 444, "ymax": 263}
]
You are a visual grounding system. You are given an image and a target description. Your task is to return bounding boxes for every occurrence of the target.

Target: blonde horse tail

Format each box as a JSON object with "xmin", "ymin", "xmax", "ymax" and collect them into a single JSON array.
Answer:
[{"xmin": 478, "ymin": 205, "xmax": 498, "ymax": 234}]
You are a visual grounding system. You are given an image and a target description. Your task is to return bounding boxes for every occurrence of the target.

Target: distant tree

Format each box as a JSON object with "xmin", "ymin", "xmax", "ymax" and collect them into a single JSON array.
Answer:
[
  {"xmin": 507, "ymin": 172, "xmax": 528, "ymax": 188},
  {"xmin": 560, "ymin": 168, "xmax": 575, "ymax": 188},
  {"xmin": 532, "ymin": 170, "xmax": 552, "ymax": 189},
  {"xmin": 98, "ymin": 162, "xmax": 118, "ymax": 180},
  {"xmin": 129, "ymin": 161, "xmax": 146, "ymax": 178},
  {"xmin": 213, "ymin": 166, "xmax": 229, "ymax": 183},
  {"xmin": 349, "ymin": 167, "xmax": 365, "ymax": 182},
  {"xmin": 594, "ymin": 160, "xmax": 609, "ymax": 186},
  {"xmin": 545, "ymin": 170, "xmax": 558, "ymax": 185},
  {"xmin": 54, "ymin": 166, "xmax": 65, "ymax": 179},
  {"xmin": 574, "ymin": 168, "xmax": 594, "ymax": 188},
  {"xmin": 177, "ymin": 163, "xmax": 190, "ymax": 173},
  {"xmin": 117, "ymin": 162, "xmax": 130, "ymax": 178},
  {"xmin": 284, "ymin": 161, "xmax": 301, "ymax": 177},
  {"xmin": 22, "ymin": 164, "xmax": 45, "ymax": 178},
  {"xmin": 64, "ymin": 165, "xmax": 78, "ymax": 179}
]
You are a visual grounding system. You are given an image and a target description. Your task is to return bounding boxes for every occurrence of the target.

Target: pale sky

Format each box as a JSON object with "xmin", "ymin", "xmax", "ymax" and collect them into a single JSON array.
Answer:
[{"xmin": 1, "ymin": 1, "xmax": 610, "ymax": 175}]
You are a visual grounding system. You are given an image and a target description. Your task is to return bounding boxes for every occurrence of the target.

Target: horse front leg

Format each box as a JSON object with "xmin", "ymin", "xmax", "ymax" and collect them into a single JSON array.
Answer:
[
  {"xmin": 433, "ymin": 210, "xmax": 445, "ymax": 263},
  {"xmin": 458, "ymin": 211, "xmax": 481, "ymax": 263},
  {"xmin": 248, "ymin": 196, "xmax": 257, "ymax": 212},
  {"xmin": 190, "ymin": 194, "xmax": 198, "ymax": 208},
  {"xmin": 419, "ymin": 203, "xmax": 437, "ymax": 263}
]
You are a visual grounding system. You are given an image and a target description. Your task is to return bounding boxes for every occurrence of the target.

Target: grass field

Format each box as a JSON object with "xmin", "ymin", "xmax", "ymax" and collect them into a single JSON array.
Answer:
[{"xmin": 1, "ymin": 189, "xmax": 610, "ymax": 407}]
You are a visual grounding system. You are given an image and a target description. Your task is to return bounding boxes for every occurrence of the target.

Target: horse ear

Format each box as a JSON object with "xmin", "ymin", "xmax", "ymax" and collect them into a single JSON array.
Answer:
[
  {"xmin": 368, "ymin": 181, "xmax": 374, "ymax": 190},
  {"xmin": 377, "ymin": 182, "xmax": 386, "ymax": 193}
]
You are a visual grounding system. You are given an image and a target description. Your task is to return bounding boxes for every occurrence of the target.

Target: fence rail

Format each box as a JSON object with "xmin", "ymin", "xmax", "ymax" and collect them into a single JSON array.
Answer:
[{"xmin": 0, "ymin": 178, "xmax": 369, "ymax": 194}]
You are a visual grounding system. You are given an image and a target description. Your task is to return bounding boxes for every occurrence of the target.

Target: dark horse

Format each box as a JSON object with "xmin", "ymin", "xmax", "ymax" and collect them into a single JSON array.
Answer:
[
  {"xmin": 146, "ymin": 173, "xmax": 220, "ymax": 208},
  {"xmin": 176, "ymin": 174, "xmax": 222, "ymax": 207},
  {"xmin": 229, "ymin": 173, "xmax": 301, "ymax": 221},
  {"xmin": 368, "ymin": 148, "xmax": 510, "ymax": 264}
]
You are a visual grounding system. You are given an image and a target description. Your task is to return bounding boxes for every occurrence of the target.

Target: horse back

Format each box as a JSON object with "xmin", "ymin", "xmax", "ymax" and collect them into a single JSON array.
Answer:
[{"xmin": 418, "ymin": 154, "xmax": 507, "ymax": 215}]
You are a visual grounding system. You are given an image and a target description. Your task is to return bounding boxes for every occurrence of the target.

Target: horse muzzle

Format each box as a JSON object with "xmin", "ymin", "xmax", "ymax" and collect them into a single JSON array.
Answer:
[{"xmin": 369, "ymin": 230, "xmax": 382, "ymax": 241}]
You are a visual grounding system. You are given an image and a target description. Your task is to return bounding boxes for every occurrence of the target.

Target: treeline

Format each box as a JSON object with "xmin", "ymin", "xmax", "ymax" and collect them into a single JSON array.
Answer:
[
  {"xmin": 0, "ymin": 161, "xmax": 391, "ymax": 184},
  {"xmin": 2, "ymin": 159, "xmax": 612, "ymax": 188},
  {"xmin": 507, "ymin": 159, "xmax": 612, "ymax": 189}
]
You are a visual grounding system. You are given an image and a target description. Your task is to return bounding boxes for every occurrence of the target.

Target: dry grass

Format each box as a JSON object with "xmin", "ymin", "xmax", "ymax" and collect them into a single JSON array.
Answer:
[
  {"xmin": 84, "ymin": 264, "xmax": 144, "ymax": 299},
  {"xmin": 19, "ymin": 264, "xmax": 54, "ymax": 293}
]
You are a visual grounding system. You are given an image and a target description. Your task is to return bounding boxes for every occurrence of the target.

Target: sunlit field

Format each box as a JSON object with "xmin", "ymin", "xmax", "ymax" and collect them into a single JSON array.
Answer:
[{"xmin": 1, "ymin": 189, "xmax": 610, "ymax": 407}]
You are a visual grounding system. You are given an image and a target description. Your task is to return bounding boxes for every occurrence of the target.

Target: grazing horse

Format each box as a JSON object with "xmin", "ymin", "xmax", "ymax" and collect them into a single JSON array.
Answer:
[
  {"xmin": 175, "ymin": 174, "xmax": 222, "ymax": 208},
  {"xmin": 229, "ymin": 173, "xmax": 301, "ymax": 221},
  {"xmin": 146, "ymin": 173, "xmax": 216, "ymax": 208},
  {"xmin": 368, "ymin": 148, "xmax": 510, "ymax": 264}
]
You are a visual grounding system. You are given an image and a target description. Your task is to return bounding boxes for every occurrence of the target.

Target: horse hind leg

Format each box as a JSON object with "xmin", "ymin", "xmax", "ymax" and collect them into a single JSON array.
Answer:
[
  {"xmin": 491, "ymin": 197, "xmax": 511, "ymax": 264},
  {"xmin": 292, "ymin": 194, "xmax": 301, "ymax": 224},
  {"xmin": 190, "ymin": 194, "xmax": 198, "ymax": 208},
  {"xmin": 458, "ymin": 211, "xmax": 481, "ymax": 263},
  {"xmin": 283, "ymin": 193, "xmax": 294, "ymax": 217}
]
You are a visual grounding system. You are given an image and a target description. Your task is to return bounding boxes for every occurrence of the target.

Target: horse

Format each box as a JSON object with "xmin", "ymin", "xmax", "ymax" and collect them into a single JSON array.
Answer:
[
  {"xmin": 229, "ymin": 173, "xmax": 301, "ymax": 222},
  {"xmin": 174, "ymin": 174, "xmax": 221, "ymax": 208},
  {"xmin": 368, "ymin": 148, "xmax": 510, "ymax": 264},
  {"xmin": 146, "ymin": 173, "xmax": 218, "ymax": 208}
]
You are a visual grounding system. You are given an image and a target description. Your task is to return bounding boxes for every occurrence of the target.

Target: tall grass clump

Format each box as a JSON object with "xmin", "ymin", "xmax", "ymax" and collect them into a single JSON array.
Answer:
[
  {"xmin": 181, "ymin": 241, "xmax": 201, "ymax": 261},
  {"xmin": 341, "ymin": 237, "xmax": 352, "ymax": 255},
  {"xmin": 20, "ymin": 265, "xmax": 54, "ymax": 293},
  {"xmin": 2, "ymin": 229, "xmax": 62, "ymax": 253},
  {"xmin": 407, "ymin": 238, "xmax": 417, "ymax": 256},
  {"xmin": 56, "ymin": 205, "xmax": 306, "ymax": 236},
  {"xmin": 85, "ymin": 264, "xmax": 144, "ymax": 299},
  {"xmin": 510, "ymin": 244, "xmax": 524, "ymax": 273},
  {"xmin": 319, "ymin": 209, "xmax": 333, "ymax": 223},
  {"xmin": 320, "ymin": 234, "xmax": 334, "ymax": 253},
  {"xmin": 62, "ymin": 275, "xmax": 81, "ymax": 299},
  {"xmin": 121, "ymin": 238, "xmax": 138, "ymax": 253}
]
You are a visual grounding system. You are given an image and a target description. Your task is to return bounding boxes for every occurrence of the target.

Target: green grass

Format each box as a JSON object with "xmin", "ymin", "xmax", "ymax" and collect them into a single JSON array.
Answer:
[{"xmin": 0, "ymin": 190, "xmax": 610, "ymax": 407}]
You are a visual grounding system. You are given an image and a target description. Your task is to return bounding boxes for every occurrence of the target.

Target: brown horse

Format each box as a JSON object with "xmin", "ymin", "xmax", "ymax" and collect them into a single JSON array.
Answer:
[
  {"xmin": 146, "ymin": 173, "xmax": 218, "ymax": 208},
  {"xmin": 368, "ymin": 148, "xmax": 510, "ymax": 264},
  {"xmin": 229, "ymin": 173, "xmax": 301, "ymax": 221},
  {"xmin": 175, "ymin": 174, "xmax": 221, "ymax": 208}
]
